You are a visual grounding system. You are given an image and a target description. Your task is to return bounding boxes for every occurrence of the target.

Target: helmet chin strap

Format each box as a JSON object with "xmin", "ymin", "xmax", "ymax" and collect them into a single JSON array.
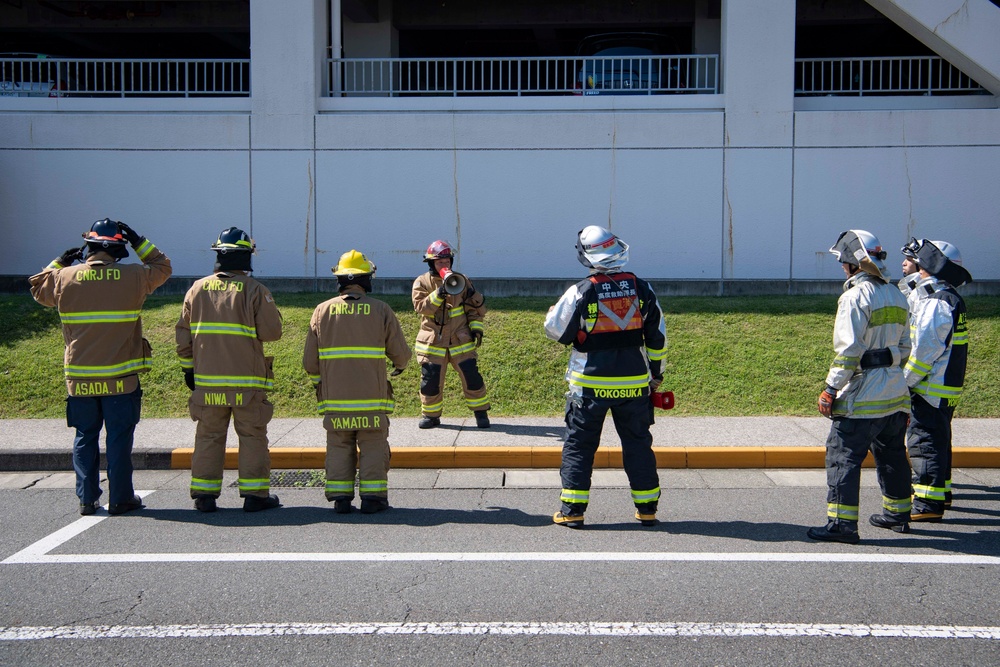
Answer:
[{"xmin": 86, "ymin": 243, "xmax": 128, "ymax": 261}]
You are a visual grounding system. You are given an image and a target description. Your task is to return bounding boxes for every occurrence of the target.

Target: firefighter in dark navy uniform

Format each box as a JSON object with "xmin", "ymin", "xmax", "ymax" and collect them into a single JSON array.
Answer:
[
  {"xmin": 30, "ymin": 218, "xmax": 172, "ymax": 516},
  {"xmin": 544, "ymin": 226, "xmax": 667, "ymax": 528},
  {"xmin": 176, "ymin": 227, "xmax": 283, "ymax": 513},
  {"xmin": 900, "ymin": 238, "xmax": 972, "ymax": 522}
]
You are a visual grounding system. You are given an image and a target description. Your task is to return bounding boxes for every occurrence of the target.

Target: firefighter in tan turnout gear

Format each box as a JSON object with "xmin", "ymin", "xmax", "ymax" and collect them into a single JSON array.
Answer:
[
  {"xmin": 175, "ymin": 227, "xmax": 283, "ymax": 513},
  {"xmin": 304, "ymin": 250, "xmax": 412, "ymax": 514},
  {"xmin": 30, "ymin": 218, "xmax": 172, "ymax": 516},
  {"xmin": 411, "ymin": 240, "xmax": 490, "ymax": 429}
]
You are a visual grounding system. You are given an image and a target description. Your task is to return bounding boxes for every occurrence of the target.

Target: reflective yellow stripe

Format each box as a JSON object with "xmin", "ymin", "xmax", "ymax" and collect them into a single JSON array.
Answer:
[
  {"xmin": 60, "ymin": 310, "xmax": 141, "ymax": 324},
  {"xmin": 190, "ymin": 478, "xmax": 223, "ymax": 493},
  {"xmin": 883, "ymin": 496, "xmax": 912, "ymax": 513},
  {"xmin": 195, "ymin": 374, "xmax": 273, "ymax": 390},
  {"xmin": 631, "ymin": 487, "xmax": 660, "ymax": 504},
  {"xmin": 869, "ymin": 306, "xmax": 907, "ymax": 326},
  {"xmin": 832, "ymin": 395, "xmax": 909, "ymax": 416},
  {"xmin": 359, "ymin": 479, "xmax": 388, "ymax": 493},
  {"xmin": 415, "ymin": 342, "xmax": 447, "ymax": 357},
  {"xmin": 429, "ymin": 292, "xmax": 445, "ymax": 307},
  {"xmin": 178, "ymin": 357, "xmax": 194, "ymax": 370},
  {"xmin": 646, "ymin": 346, "xmax": 667, "ymax": 361},
  {"xmin": 905, "ymin": 357, "xmax": 933, "ymax": 374},
  {"xmin": 912, "ymin": 381, "xmax": 963, "ymax": 401},
  {"xmin": 913, "ymin": 483, "xmax": 947, "ymax": 501},
  {"xmin": 318, "ymin": 398, "xmax": 394, "ymax": 413},
  {"xmin": 831, "ymin": 354, "xmax": 859, "ymax": 370},
  {"xmin": 239, "ymin": 478, "xmax": 270, "ymax": 492},
  {"xmin": 191, "ymin": 321, "xmax": 256, "ymax": 337},
  {"xmin": 325, "ymin": 480, "xmax": 354, "ymax": 493},
  {"xmin": 469, "ymin": 320, "xmax": 484, "ymax": 332},
  {"xmin": 560, "ymin": 489, "xmax": 589, "ymax": 503},
  {"xmin": 465, "ymin": 396, "xmax": 489, "ymax": 409},
  {"xmin": 65, "ymin": 358, "xmax": 150, "ymax": 377},
  {"xmin": 827, "ymin": 503, "xmax": 859, "ymax": 520},
  {"xmin": 448, "ymin": 306, "xmax": 465, "ymax": 319},
  {"xmin": 568, "ymin": 371, "xmax": 649, "ymax": 390},
  {"xmin": 135, "ymin": 239, "xmax": 156, "ymax": 260},
  {"xmin": 318, "ymin": 346, "xmax": 385, "ymax": 360}
]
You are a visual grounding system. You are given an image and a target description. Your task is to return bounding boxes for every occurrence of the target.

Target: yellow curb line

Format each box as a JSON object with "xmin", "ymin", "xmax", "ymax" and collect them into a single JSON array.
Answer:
[{"xmin": 170, "ymin": 446, "xmax": 1000, "ymax": 470}]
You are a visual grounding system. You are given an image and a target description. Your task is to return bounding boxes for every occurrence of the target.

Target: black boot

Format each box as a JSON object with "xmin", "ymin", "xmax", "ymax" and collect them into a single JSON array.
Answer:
[
  {"xmin": 869, "ymin": 513, "xmax": 909, "ymax": 533},
  {"xmin": 243, "ymin": 494, "xmax": 281, "ymax": 513},
  {"xmin": 360, "ymin": 497, "xmax": 390, "ymax": 514},
  {"xmin": 332, "ymin": 499, "xmax": 353, "ymax": 514},
  {"xmin": 474, "ymin": 410, "xmax": 491, "ymax": 428},
  {"xmin": 108, "ymin": 495, "xmax": 144, "ymax": 516},
  {"xmin": 418, "ymin": 415, "xmax": 440, "ymax": 429},
  {"xmin": 806, "ymin": 521, "xmax": 860, "ymax": 544},
  {"xmin": 194, "ymin": 495, "xmax": 218, "ymax": 513},
  {"xmin": 79, "ymin": 500, "xmax": 100, "ymax": 516}
]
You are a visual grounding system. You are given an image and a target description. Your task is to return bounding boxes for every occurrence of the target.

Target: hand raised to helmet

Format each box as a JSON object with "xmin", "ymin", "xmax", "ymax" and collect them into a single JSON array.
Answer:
[{"xmin": 116, "ymin": 221, "xmax": 143, "ymax": 248}]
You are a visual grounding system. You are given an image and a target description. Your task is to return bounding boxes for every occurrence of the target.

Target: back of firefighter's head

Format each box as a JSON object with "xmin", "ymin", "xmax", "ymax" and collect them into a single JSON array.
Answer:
[
  {"xmin": 829, "ymin": 229, "xmax": 888, "ymax": 281},
  {"xmin": 333, "ymin": 249, "xmax": 376, "ymax": 292},
  {"xmin": 211, "ymin": 227, "xmax": 255, "ymax": 272},
  {"xmin": 576, "ymin": 225, "xmax": 629, "ymax": 272},
  {"xmin": 84, "ymin": 218, "xmax": 129, "ymax": 260},
  {"xmin": 424, "ymin": 240, "xmax": 454, "ymax": 272}
]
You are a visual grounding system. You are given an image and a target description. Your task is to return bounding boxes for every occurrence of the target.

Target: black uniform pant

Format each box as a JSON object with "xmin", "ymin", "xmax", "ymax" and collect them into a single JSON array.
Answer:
[
  {"xmin": 907, "ymin": 393, "xmax": 954, "ymax": 514},
  {"xmin": 824, "ymin": 411, "xmax": 911, "ymax": 526},
  {"xmin": 559, "ymin": 394, "xmax": 659, "ymax": 515}
]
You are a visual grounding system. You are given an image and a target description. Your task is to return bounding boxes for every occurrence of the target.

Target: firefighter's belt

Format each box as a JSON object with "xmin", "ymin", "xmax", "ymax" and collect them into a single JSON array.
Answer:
[{"xmin": 860, "ymin": 348, "xmax": 893, "ymax": 369}]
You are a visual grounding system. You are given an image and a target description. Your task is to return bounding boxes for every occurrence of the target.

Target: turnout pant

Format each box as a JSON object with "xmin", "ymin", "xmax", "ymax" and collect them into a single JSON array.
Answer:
[
  {"xmin": 559, "ymin": 394, "xmax": 660, "ymax": 515},
  {"xmin": 324, "ymin": 415, "xmax": 390, "ymax": 501},
  {"xmin": 907, "ymin": 393, "xmax": 955, "ymax": 514},
  {"xmin": 824, "ymin": 412, "xmax": 911, "ymax": 526},
  {"xmin": 418, "ymin": 348, "xmax": 490, "ymax": 417},
  {"xmin": 189, "ymin": 391, "xmax": 273, "ymax": 499},
  {"xmin": 66, "ymin": 385, "xmax": 142, "ymax": 506}
]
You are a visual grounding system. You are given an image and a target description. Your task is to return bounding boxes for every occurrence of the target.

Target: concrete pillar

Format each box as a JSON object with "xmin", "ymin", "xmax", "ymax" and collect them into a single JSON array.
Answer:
[
  {"xmin": 248, "ymin": 0, "xmax": 326, "ymax": 277},
  {"xmin": 720, "ymin": 0, "xmax": 796, "ymax": 279}
]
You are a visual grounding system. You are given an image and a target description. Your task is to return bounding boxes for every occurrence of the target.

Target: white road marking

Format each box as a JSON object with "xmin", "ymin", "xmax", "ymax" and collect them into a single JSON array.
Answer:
[
  {"xmin": 3, "ymin": 488, "xmax": 998, "ymax": 566},
  {"xmin": 1, "ymin": 621, "xmax": 998, "ymax": 641}
]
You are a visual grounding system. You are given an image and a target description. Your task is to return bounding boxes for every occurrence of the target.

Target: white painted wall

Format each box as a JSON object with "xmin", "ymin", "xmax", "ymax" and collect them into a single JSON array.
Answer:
[{"xmin": 2, "ymin": 0, "xmax": 998, "ymax": 283}]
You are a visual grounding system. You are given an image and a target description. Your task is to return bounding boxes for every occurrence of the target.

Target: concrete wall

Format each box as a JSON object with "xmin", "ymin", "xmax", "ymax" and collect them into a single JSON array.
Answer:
[{"xmin": 2, "ymin": 0, "xmax": 998, "ymax": 286}]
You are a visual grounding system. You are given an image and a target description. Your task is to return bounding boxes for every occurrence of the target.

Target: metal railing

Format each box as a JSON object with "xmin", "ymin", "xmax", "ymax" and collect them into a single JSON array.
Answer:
[
  {"xmin": 795, "ymin": 56, "xmax": 984, "ymax": 97},
  {"xmin": 328, "ymin": 55, "xmax": 719, "ymax": 97},
  {"xmin": 0, "ymin": 56, "xmax": 250, "ymax": 97}
]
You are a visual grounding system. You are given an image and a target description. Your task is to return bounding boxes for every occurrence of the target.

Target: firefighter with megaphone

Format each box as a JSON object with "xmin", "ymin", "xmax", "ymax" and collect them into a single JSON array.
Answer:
[{"xmin": 411, "ymin": 240, "xmax": 490, "ymax": 429}]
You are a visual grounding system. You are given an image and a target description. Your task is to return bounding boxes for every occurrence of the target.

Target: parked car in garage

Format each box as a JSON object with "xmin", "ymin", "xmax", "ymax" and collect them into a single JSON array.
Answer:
[{"xmin": 574, "ymin": 32, "xmax": 683, "ymax": 95}]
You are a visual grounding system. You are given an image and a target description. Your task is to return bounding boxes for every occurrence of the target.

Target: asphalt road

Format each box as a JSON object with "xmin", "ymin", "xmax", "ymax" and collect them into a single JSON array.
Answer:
[{"xmin": 1, "ymin": 469, "xmax": 999, "ymax": 666}]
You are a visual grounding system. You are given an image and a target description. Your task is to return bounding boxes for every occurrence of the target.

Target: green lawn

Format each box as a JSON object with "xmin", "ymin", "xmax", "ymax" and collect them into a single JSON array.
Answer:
[{"xmin": 2, "ymin": 293, "xmax": 997, "ymax": 419}]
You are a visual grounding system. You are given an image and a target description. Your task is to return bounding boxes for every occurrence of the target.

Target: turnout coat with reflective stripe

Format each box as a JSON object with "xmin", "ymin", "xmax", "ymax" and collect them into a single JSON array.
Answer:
[
  {"xmin": 903, "ymin": 275, "xmax": 968, "ymax": 409},
  {"xmin": 544, "ymin": 271, "xmax": 667, "ymax": 398},
  {"xmin": 825, "ymin": 273, "xmax": 911, "ymax": 418},
  {"xmin": 175, "ymin": 271, "xmax": 283, "ymax": 391},
  {"xmin": 304, "ymin": 286, "xmax": 412, "ymax": 422},
  {"xmin": 29, "ymin": 243, "xmax": 172, "ymax": 396},
  {"xmin": 411, "ymin": 271, "xmax": 486, "ymax": 359}
]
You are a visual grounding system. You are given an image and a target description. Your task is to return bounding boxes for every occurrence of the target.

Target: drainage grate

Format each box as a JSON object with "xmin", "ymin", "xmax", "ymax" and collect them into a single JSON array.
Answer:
[{"xmin": 228, "ymin": 470, "xmax": 328, "ymax": 488}]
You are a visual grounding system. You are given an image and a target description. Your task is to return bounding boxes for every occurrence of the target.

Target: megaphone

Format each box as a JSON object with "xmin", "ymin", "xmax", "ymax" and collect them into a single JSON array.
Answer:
[{"xmin": 438, "ymin": 268, "xmax": 467, "ymax": 296}]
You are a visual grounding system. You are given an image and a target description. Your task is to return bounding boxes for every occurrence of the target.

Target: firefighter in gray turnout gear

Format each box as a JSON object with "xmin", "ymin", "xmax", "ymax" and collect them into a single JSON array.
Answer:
[
  {"xmin": 809, "ymin": 230, "xmax": 912, "ymax": 544},
  {"xmin": 900, "ymin": 238, "xmax": 972, "ymax": 522},
  {"xmin": 544, "ymin": 226, "xmax": 667, "ymax": 528},
  {"xmin": 176, "ymin": 227, "xmax": 283, "ymax": 514}
]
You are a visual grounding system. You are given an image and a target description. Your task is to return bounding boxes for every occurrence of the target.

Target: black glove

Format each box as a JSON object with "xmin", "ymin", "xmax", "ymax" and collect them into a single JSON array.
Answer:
[
  {"xmin": 465, "ymin": 285, "xmax": 476, "ymax": 299},
  {"xmin": 436, "ymin": 284, "xmax": 448, "ymax": 298},
  {"xmin": 116, "ymin": 221, "xmax": 143, "ymax": 248},
  {"xmin": 58, "ymin": 246, "xmax": 84, "ymax": 266},
  {"xmin": 183, "ymin": 369, "xmax": 195, "ymax": 391},
  {"xmin": 472, "ymin": 331, "xmax": 483, "ymax": 348},
  {"xmin": 390, "ymin": 367, "xmax": 404, "ymax": 377}
]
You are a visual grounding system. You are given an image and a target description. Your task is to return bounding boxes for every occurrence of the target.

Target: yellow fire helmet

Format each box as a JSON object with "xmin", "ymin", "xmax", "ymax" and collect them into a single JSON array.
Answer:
[{"xmin": 332, "ymin": 249, "xmax": 376, "ymax": 276}]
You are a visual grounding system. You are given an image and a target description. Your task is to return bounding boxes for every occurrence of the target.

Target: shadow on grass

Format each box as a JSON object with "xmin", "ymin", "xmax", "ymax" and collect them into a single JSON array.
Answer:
[{"xmin": 0, "ymin": 296, "xmax": 61, "ymax": 348}]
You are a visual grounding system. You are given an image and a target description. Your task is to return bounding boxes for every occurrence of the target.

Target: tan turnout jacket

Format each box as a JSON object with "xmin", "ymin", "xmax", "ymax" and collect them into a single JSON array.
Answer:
[
  {"xmin": 29, "ymin": 240, "xmax": 172, "ymax": 397},
  {"xmin": 411, "ymin": 271, "xmax": 486, "ymax": 360},
  {"xmin": 175, "ymin": 271, "xmax": 283, "ymax": 398},
  {"xmin": 304, "ymin": 285, "xmax": 412, "ymax": 428}
]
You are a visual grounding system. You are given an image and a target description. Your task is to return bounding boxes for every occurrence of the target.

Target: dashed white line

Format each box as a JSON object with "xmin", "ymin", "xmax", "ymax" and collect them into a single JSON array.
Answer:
[{"xmin": 1, "ymin": 621, "xmax": 998, "ymax": 641}]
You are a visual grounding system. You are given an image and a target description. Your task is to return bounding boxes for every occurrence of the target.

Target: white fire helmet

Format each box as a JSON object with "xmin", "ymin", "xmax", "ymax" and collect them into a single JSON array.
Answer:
[
  {"xmin": 929, "ymin": 240, "xmax": 963, "ymax": 265},
  {"xmin": 830, "ymin": 229, "xmax": 889, "ymax": 281},
  {"xmin": 576, "ymin": 225, "xmax": 629, "ymax": 271}
]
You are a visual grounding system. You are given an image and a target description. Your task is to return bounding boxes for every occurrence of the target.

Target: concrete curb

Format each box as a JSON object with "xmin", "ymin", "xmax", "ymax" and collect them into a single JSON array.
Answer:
[{"xmin": 3, "ymin": 447, "xmax": 999, "ymax": 473}]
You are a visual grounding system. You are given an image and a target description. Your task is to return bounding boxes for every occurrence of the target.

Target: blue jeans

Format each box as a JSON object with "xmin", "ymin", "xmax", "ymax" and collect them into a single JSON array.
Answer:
[{"xmin": 66, "ymin": 385, "xmax": 142, "ymax": 505}]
